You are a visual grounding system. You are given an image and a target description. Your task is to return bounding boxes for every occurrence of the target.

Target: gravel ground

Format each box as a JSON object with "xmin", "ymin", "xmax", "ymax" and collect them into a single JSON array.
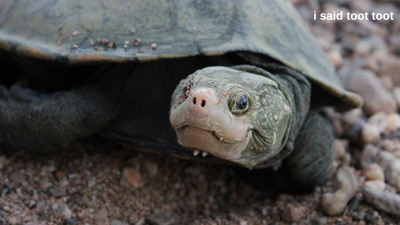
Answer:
[{"xmin": 2, "ymin": 0, "xmax": 400, "ymax": 224}]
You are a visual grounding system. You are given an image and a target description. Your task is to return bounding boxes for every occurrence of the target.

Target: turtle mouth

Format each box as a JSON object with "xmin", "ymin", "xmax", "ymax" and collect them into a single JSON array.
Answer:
[
  {"xmin": 175, "ymin": 125, "xmax": 252, "ymax": 161},
  {"xmin": 178, "ymin": 125, "xmax": 224, "ymax": 158},
  {"xmin": 174, "ymin": 123, "xmax": 242, "ymax": 143}
]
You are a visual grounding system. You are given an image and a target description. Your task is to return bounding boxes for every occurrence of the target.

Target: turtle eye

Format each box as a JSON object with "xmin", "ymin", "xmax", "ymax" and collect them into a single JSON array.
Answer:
[{"xmin": 230, "ymin": 94, "xmax": 249, "ymax": 114}]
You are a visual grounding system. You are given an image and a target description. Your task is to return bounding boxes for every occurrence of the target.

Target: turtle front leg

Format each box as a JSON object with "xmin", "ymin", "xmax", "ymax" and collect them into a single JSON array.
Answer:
[
  {"xmin": 277, "ymin": 110, "xmax": 335, "ymax": 191},
  {"xmin": 0, "ymin": 84, "xmax": 119, "ymax": 152}
]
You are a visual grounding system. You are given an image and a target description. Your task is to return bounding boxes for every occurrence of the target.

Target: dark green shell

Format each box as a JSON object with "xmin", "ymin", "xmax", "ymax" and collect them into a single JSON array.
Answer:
[{"xmin": 0, "ymin": 0, "xmax": 362, "ymax": 108}]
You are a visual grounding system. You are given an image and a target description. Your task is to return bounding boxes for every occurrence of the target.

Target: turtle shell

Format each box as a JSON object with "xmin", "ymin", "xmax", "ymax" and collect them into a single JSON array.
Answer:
[{"xmin": 0, "ymin": 0, "xmax": 362, "ymax": 108}]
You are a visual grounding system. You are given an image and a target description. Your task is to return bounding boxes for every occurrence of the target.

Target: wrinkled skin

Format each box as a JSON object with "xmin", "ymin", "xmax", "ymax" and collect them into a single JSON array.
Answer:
[{"xmin": 170, "ymin": 67, "xmax": 292, "ymax": 169}]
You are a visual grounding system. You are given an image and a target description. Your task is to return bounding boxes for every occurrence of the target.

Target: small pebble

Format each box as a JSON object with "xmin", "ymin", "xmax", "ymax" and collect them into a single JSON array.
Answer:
[
  {"xmin": 350, "ymin": 0, "xmax": 371, "ymax": 16},
  {"xmin": 151, "ymin": 43, "xmax": 157, "ymax": 49},
  {"xmin": 50, "ymin": 187, "xmax": 67, "ymax": 197},
  {"xmin": 334, "ymin": 139, "xmax": 347, "ymax": 159},
  {"xmin": 342, "ymin": 152, "xmax": 352, "ymax": 166},
  {"xmin": 362, "ymin": 56, "xmax": 379, "ymax": 72},
  {"xmin": 111, "ymin": 220, "xmax": 127, "ymax": 225},
  {"xmin": 363, "ymin": 180, "xmax": 386, "ymax": 191},
  {"xmin": 108, "ymin": 42, "xmax": 117, "ymax": 48},
  {"xmin": 346, "ymin": 121, "xmax": 365, "ymax": 145},
  {"xmin": 120, "ymin": 167, "xmax": 142, "ymax": 188},
  {"xmin": 261, "ymin": 207, "xmax": 268, "ymax": 216},
  {"xmin": 385, "ymin": 113, "xmax": 400, "ymax": 133},
  {"xmin": 135, "ymin": 218, "xmax": 146, "ymax": 225},
  {"xmin": 364, "ymin": 213, "xmax": 375, "ymax": 224},
  {"xmin": 101, "ymin": 38, "xmax": 109, "ymax": 44},
  {"xmin": 65, "ymin": 218, "xmax": 77, "ymax": 225},
  {"xmin": 393, "ymin": 87, "xmax": 400, "ymax": 109},
  {"xmin": 375, "ymin": 151, "xmax": 400, "ymax": 191},
  {"xmin": 95, "ymin": 207, "xmax": 109, "ymax": 222},
  {"xmin": 129, "ymin": 215, "xmax": 139, "ymax": 224},
  {"xmin": 9, "ymin": 171, "xmax": 24, "ymax": 186},
  {"xmin": 135, "ymin": 38, "xmax": 141, "ymax": 45},
  {"xmin": 332, "ymin": 118, "xmax": 344, "ymax": 137},
  {"xmin": 145, "ymin": 161, "xmax": 158, "ymax": 176},
  {"xmin": 368, "ymin": 111, "xmax": 388, "ymax": 133},
  {"xmin": 360, "ymin": 144, "xmax": 380, "ymax": 168},
  {"xmin": 7, "ymin": 217, "xmax": 16, "ymax": 225},
  {"xmin": 393, "ymin": 149, "xmax": 400, "ymax": 158},
  {"xmin": 390, "ymin": 33, "xmax": 400, "ymax": 55},
  {"xmin": 28, "ymin": 200, "xmax": 36, "ymax": 209},
  {"xmin": 380, "ymin": 75, "xmax": 394, "ymax": 90},
  {"xmin": 377, "ymin": 55, "xmax": 400, "ymax": 86},
  {"xmin": 55, "ymin": 170, "xmax": 67, "ymax": 181},
  {"xmin": 86, "ymin": 177, "xmax": 96, "ymax": 188},
  {"xmin": 146, "ymin": 213, "xmax": 174, "ymax": 225},
  {"xmin": 347, "ymin": 197, "xmax": 361, "ymax": 211},
  {"xmin": 72, "ymin": 31, "xmax": 79, "ymax": 36},
  {"xmin": 361, "ymin": 124, "xmax": 381, "ymax": 145},
  {"xmin": 239, "ymin": 220, "xmax": 248, "ymax": 225},
  {"xmin": 36, "ymin": 201, "xmax": 45, "ymax": 210},
  {"xmin": 281, "ymin": 204, "xmax": 305, "ymax": 222},
  {"xmin": 342, "ymin": 108, "xmax": 363, "ymax": 128},
  {"xmin": 379, "ymin": 139, "xmax": 396, "ymax": 152},
  {"xmin": 355, "ymin": 39, "xmax": 373, "ymax": 56},
  {"xmin": 311, "ymin": 216, "xmax": 327, "ymax": 225},
  {"xmin": 351, "ymin": 211, "xmax": 365, "ymax": 221},
  {"xmin": 327, "ymin": 46, "xmax": 343, "ymax": 67},
  {"xmin": 363, "ymin": 163, "xmax": 385, "ymax": 181}
]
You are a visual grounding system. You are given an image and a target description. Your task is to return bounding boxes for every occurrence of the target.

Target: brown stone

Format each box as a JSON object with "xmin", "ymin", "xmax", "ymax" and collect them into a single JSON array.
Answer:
[
  {"xmin": 55, "ymin": 170, "xmax": 67, "ymax": 181},
  {"xmin": 120, "ymin": 167, "xmax": 142, "ymax": 188},
  {"xmin": 363, "ymin": 163, "xmax": 385, "ymax": 181},
  {"xmin": 321, "ymin": 166, "xmax": 359, "ymax": 215},
  {"xmin": 281, "ymin": 204, "xmax": 306, "ymax": 223},
  {"xmin": 363, "ymin": 180, "xmax": 386, "ymax": 191},
  {"xmin": 345, "ymin": 69, "xmax": 397, "ymax": 115}
]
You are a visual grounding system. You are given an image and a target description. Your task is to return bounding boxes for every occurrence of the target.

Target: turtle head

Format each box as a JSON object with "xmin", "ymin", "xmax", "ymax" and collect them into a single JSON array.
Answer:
[{"xmin": 170, "ymin": 66, "xmax": 292, "ymax": 168}]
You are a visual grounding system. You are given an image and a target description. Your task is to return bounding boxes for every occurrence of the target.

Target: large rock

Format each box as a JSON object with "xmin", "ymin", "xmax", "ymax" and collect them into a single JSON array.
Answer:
[{"xmin": 345, "ymin": 69, "xmax": 397, "ymax": 115}]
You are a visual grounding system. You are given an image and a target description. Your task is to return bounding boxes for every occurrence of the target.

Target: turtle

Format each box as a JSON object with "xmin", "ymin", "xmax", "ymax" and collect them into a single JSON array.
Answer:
[{"xmin": 0, "ymin": 0, "xmax": 362, "ymax": 191}]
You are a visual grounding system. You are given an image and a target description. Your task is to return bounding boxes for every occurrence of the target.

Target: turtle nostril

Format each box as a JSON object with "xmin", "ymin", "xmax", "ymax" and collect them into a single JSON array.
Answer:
[
  {"xmin": 193, "ymin": 97, "xmax": 197, "ymax": 105},
  {"xmin": 201, "ymin": 100, "xmax": 206, "ymax": 107}
]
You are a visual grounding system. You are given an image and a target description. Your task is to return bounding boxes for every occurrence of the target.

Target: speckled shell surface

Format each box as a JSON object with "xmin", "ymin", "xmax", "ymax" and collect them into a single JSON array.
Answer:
[{"xmin": 0, "ymin": 0, "xmax": 362, "ymax": 107}]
